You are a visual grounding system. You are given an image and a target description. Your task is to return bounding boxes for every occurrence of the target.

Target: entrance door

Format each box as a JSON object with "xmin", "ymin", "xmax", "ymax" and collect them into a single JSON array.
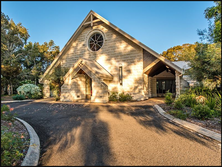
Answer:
[
  {"xmin": 157, "ymin": 79, "xmax": 175, "ymax": 96},
  {"xmin": 85, "ymin": 75, "xmax": 92, "ymax": 100}
]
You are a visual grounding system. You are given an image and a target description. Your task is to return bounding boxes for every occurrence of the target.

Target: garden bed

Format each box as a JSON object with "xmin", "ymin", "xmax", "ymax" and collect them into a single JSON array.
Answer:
[
  {"xmin": 158, "ymin": 103, "xmax": 221, "ymax": 134},
  {"xmin": 1, "ymin": 104, "xmax": 30, "ymax": 166},
  {"xmin": 1, "ymin": 119, "xmax": 30, "ymax": 166}
]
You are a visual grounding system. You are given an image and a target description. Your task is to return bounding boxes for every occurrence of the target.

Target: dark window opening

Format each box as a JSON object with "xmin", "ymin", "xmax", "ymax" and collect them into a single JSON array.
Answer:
[
  {"xmin": 119, "ymin": 66, "xmax": 123, "ymax": 85},
  {"xmin": 157, "ymin": 79, "xmax": 175, "ymax": 95}
]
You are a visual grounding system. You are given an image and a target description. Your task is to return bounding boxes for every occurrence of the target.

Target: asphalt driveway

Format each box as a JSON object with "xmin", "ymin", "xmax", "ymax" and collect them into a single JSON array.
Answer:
[{"xmin": 4, "ymin": 100, "xmax": 221, "ymax": 166}]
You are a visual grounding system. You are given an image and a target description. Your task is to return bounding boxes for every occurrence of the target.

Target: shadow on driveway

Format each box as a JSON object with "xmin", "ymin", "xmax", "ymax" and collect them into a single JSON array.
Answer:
[{"xmin": 2, "ymin": 101, "xmax": 219, "ymax": 166}]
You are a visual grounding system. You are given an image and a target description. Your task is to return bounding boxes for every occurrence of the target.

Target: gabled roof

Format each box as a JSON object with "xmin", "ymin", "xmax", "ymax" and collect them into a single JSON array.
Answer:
[
  {"xmin": 63, "ymin": 58, "xmax": 113, "ymax": 81},
  {"xmin": 172, "ymin": 61, "xmax": 190, "ymax": 70},
  {"xmin": 39, "ymin": 10, "xmax": 183, "ymax": 83}
]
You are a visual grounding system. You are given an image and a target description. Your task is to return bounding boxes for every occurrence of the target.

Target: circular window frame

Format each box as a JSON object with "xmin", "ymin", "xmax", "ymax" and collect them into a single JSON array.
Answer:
[{"xmin": 86, "ymin": 29, "xmax": 105, "ymax": 52}]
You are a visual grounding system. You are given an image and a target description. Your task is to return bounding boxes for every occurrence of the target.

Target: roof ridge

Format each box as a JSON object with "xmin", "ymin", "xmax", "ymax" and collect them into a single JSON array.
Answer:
[{"xmin": 39, "ymin": 10, "xmax": 183, "ymax": 83}]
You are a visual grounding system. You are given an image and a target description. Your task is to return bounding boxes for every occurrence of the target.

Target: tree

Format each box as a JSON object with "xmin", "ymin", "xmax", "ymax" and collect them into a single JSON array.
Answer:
[
  {"xmin": 41, "ymin": 40, "xmax": 60, "ymax": 69},
  {"xmin": 200, "ymin": 1, "xmax": 221, "ymax": 43},
  {"xmin": 1, "ymin": 12, "xmax": 29, "ymax": 95},
  {"xmin": 1, "ymin": 12, "xmax": 60, "ymax": 95},
  {"xmin": 187, "ymin": 42, "xmax": 221, "ymax": 90},
  {"xmin": 45, "ymin": 65, "xmax": 69, "ymax": 98},
  {"xmin": 161, "ymin": 43, "xmax": 197, "ymax": 61},
  {"xmin": 20, "ymin": 40, "xmax": 60, "ymax": 85}
]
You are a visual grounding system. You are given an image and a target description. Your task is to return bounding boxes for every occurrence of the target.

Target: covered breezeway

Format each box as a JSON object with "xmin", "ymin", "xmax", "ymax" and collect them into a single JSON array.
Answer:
[{"xmin": 143, "ymin": 60, "xmax": 182, "ymax": 98}]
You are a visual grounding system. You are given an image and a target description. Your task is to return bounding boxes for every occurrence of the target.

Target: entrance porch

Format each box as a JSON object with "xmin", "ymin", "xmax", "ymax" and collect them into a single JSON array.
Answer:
[{"xmin": 144, "ymin": 60, "xmax": 182, "ymax": 98}]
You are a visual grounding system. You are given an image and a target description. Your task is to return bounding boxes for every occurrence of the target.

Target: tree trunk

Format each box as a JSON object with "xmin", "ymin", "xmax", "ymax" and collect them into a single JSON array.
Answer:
[
  {"xmin": 1, "ymin": 86, "xmax": 5, "ymax": 95},
  {"xmin": 10, "ymin": 83, "xmax": 13, "ymax": 95},
  {"xmin": 7, "ymin": 84, "xmax": 11, "ymax": 95}
]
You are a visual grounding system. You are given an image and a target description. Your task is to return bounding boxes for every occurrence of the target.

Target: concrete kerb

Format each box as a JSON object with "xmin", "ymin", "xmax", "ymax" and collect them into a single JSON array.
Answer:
[
  {"xmin": 1, "ymin": 100, "xmax": 33, "ymax": 103},
  {"xmin": 154, "ymin": 104, "xmax": 221, "ymax": 143},
  {"xmin": 16, "ymin": 117, "xmax": 40, "ymax": 166}
]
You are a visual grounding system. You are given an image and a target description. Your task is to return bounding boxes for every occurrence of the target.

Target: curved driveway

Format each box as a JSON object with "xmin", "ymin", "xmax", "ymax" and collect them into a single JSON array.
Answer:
[{"xmin": 5, "ymin": 99, "xmax": 221, "ymax": 166}]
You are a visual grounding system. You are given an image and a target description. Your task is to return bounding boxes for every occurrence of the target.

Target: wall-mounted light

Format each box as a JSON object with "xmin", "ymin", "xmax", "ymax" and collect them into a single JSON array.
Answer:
[{"xmin": 119, "ymin": 66, "xmax": 123, "ymax": 85}]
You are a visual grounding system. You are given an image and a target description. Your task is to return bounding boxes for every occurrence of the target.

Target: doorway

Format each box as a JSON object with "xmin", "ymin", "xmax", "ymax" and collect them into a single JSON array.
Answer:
[
  {"xmin": 85, "ymin": 74, "xmax": 92, "ymax": 100},
  {"xmin": 157, "ymin": 79, "xmax": 175, "ymax": 96}
]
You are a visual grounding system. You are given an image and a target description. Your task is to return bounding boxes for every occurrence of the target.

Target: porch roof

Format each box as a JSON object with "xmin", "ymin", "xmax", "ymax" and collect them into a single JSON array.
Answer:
[{"xmin": 63, "ymin": 58, "xmax": 113, "ymax": 81}]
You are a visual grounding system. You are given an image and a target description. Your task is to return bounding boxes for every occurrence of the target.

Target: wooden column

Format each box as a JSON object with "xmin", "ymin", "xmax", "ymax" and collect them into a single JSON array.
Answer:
[
  {"xmin": 151, "ymin": 78, "xmax": 157, "ymax": 97},
  {"xmin": 43, "ymin": 80, "xmax": 50, "ymax": 98},
  {"xmin": 148, "ymin": 76, "xmax": 152, "ymax": 97},
  {"xmin": 175, "ymin": 71, "xmax": 181, "ymax": 98}
]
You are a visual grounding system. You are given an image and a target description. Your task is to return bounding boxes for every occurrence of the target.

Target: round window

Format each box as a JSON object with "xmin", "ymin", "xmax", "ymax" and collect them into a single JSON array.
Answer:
[{"xmin": 88, "ymin": 33, "xmax": 104, "ymax": 51}]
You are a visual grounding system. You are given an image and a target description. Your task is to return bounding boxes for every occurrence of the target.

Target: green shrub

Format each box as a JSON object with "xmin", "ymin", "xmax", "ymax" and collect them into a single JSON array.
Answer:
[
  {"xmin": 165, "ymin": 90, "xmax": 173, "ymax": 105},
  {"xmin": 108, "ymin": 92, "xmax": 132, "ymax": 102},
  {"xmin": 1, "ymin": 105, "xmax": 10, "ymax": 117},
  {"xmin": 1, "ymin": 126, "xmax": 24, "ymax": 166},
  {"xmin": 12, "ymin": 94, "xmax": 26, "ymax": 100},
  {"xmin": 177, "ymin": 94, "xmax": 197, "ymax": 107},
  {"xmin": 28, "ymin": 92, "xmax": 42, "ymax": 99},
  {"xmin": 55, "ymin": 97, "xmax": 60, "ymax": 101},
  {"xmin": 191, "ymin": 104, "xmax": 214, "ymax": 120},
  {"xmin": 174, "ymin": 100, "xmax": 184, "ymax": 109},
  {"xmin": 169, "ymin": 110, "xmax": 188, "ymax": 120},
  {"xmin": 118, "ymin": 92, "xmax": 132, "ymax": 102},
  {"xmin": 206, "ymin": 96, "xmax": 216, "ymax": 110},
  {"xmin": 16, "ymin": 84, "xmax": 42, "ymax": 99},
  {"xmin": 109, "ymin": 92, "xmax": 118, "ymax": 101},
  {"xmin": 1, "ymin": 105, "xmax": 16, "ymax": 122},
  {"xmin": 37, "ymin": 84, "xmax": 44, "ymax": 95}
]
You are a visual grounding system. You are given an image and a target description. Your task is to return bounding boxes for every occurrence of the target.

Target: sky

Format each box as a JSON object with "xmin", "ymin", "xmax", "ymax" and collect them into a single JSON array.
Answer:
[{"xmin": 1, "ymin": 1, "xmax": 215, "ymax": 54}]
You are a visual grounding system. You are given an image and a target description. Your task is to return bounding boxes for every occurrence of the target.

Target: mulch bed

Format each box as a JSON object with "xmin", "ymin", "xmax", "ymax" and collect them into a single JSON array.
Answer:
[
  {"xmin": 1, "ymin": 119, "xmax": 30, "ymax": 166},
  {"xmin": 158, "ymin": 103, "xmax": 221, "ymax": 134}
]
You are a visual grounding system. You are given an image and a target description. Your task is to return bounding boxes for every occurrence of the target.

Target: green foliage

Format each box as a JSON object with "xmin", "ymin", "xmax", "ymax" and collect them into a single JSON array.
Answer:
[
  {"xmin": 108, "ymin": 92, "xmax": 132, "ymax": 102},
  {"xmin": 19, "ymin": 80, "xmax": 34, "ymax": 86},
  {"xmin": 186, "ymin": 86, "xmax": 221, "ymax": 112},
  {"xmin": 28, "ymin": 92, "xmax": 43, "ymax": 99},
  {"xmin": 191, "ymin": 104, "xmax": 214, "ymax": 120},
  {"xmin": 37, "ymin": 84, "xmax": 44, "ymax": 95},
  {"xmin": 1, "ymin": 12, "xmax": 30, "ymax": 95},
  {"xmin": 168, "ymin": 110, "xmax": 188, "ymax": 120},
  {"xmin": 109, "ymin": 92, "xmax": 118, "ymax": 101},
  {"xmin": 187, "ymin": 43, "xmax": 221, "ymax": 90},
  {"xmin": 20, "ymin": 41, "xmax": 60, "ymax": 85},
  {"xmin": 16, "ymin": 84, "xmax": 42, "ymax": 98},
  {"xmin": 1, "ymin": 105, "xmax": 16, "ymax": 122},
  {"xmin": 173, "ymin": 99, "xmax": 184, "ymax": 109},
  {"xmin": 46, "ymin": 65, "xmax": 69, "ymax": 98},
  {"xmin": 1, "ymin": 12, "xmax": 60, "ymax": 95},
  {"xmin": 204, "ymin": 1, "xmax": 221, "ymax": 43},
  {"xmin": 1, "ymin": 104, "xmax": 27, "ymax": 166},
  {"xmin": 177, "ymin": 93, "xmax": 197, "ymax": 107},
  {"xmin": 165, "ymin": 90, "xmax": 173, "ymax": 105},
  {"xmin": 12, "ymin": 94, "xmax": 26, "ymax": 100},
  {"xmin": 118, "ymin": 92, "xmax": 133, "ymax": 102},
  {"xmin": 1, "ymin": 126, "xmax": 24, "ymax": 166},
  {"xmin": 1, "ymin": 105, "xmax": 10, "ymax": 117},
  {"xmin": 206, "ymin": 96, "xmax": 216, "ymax": 110},
  {"xmin": 213, "ymin": 92, "xmax": 221, "ymax": 117}
]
